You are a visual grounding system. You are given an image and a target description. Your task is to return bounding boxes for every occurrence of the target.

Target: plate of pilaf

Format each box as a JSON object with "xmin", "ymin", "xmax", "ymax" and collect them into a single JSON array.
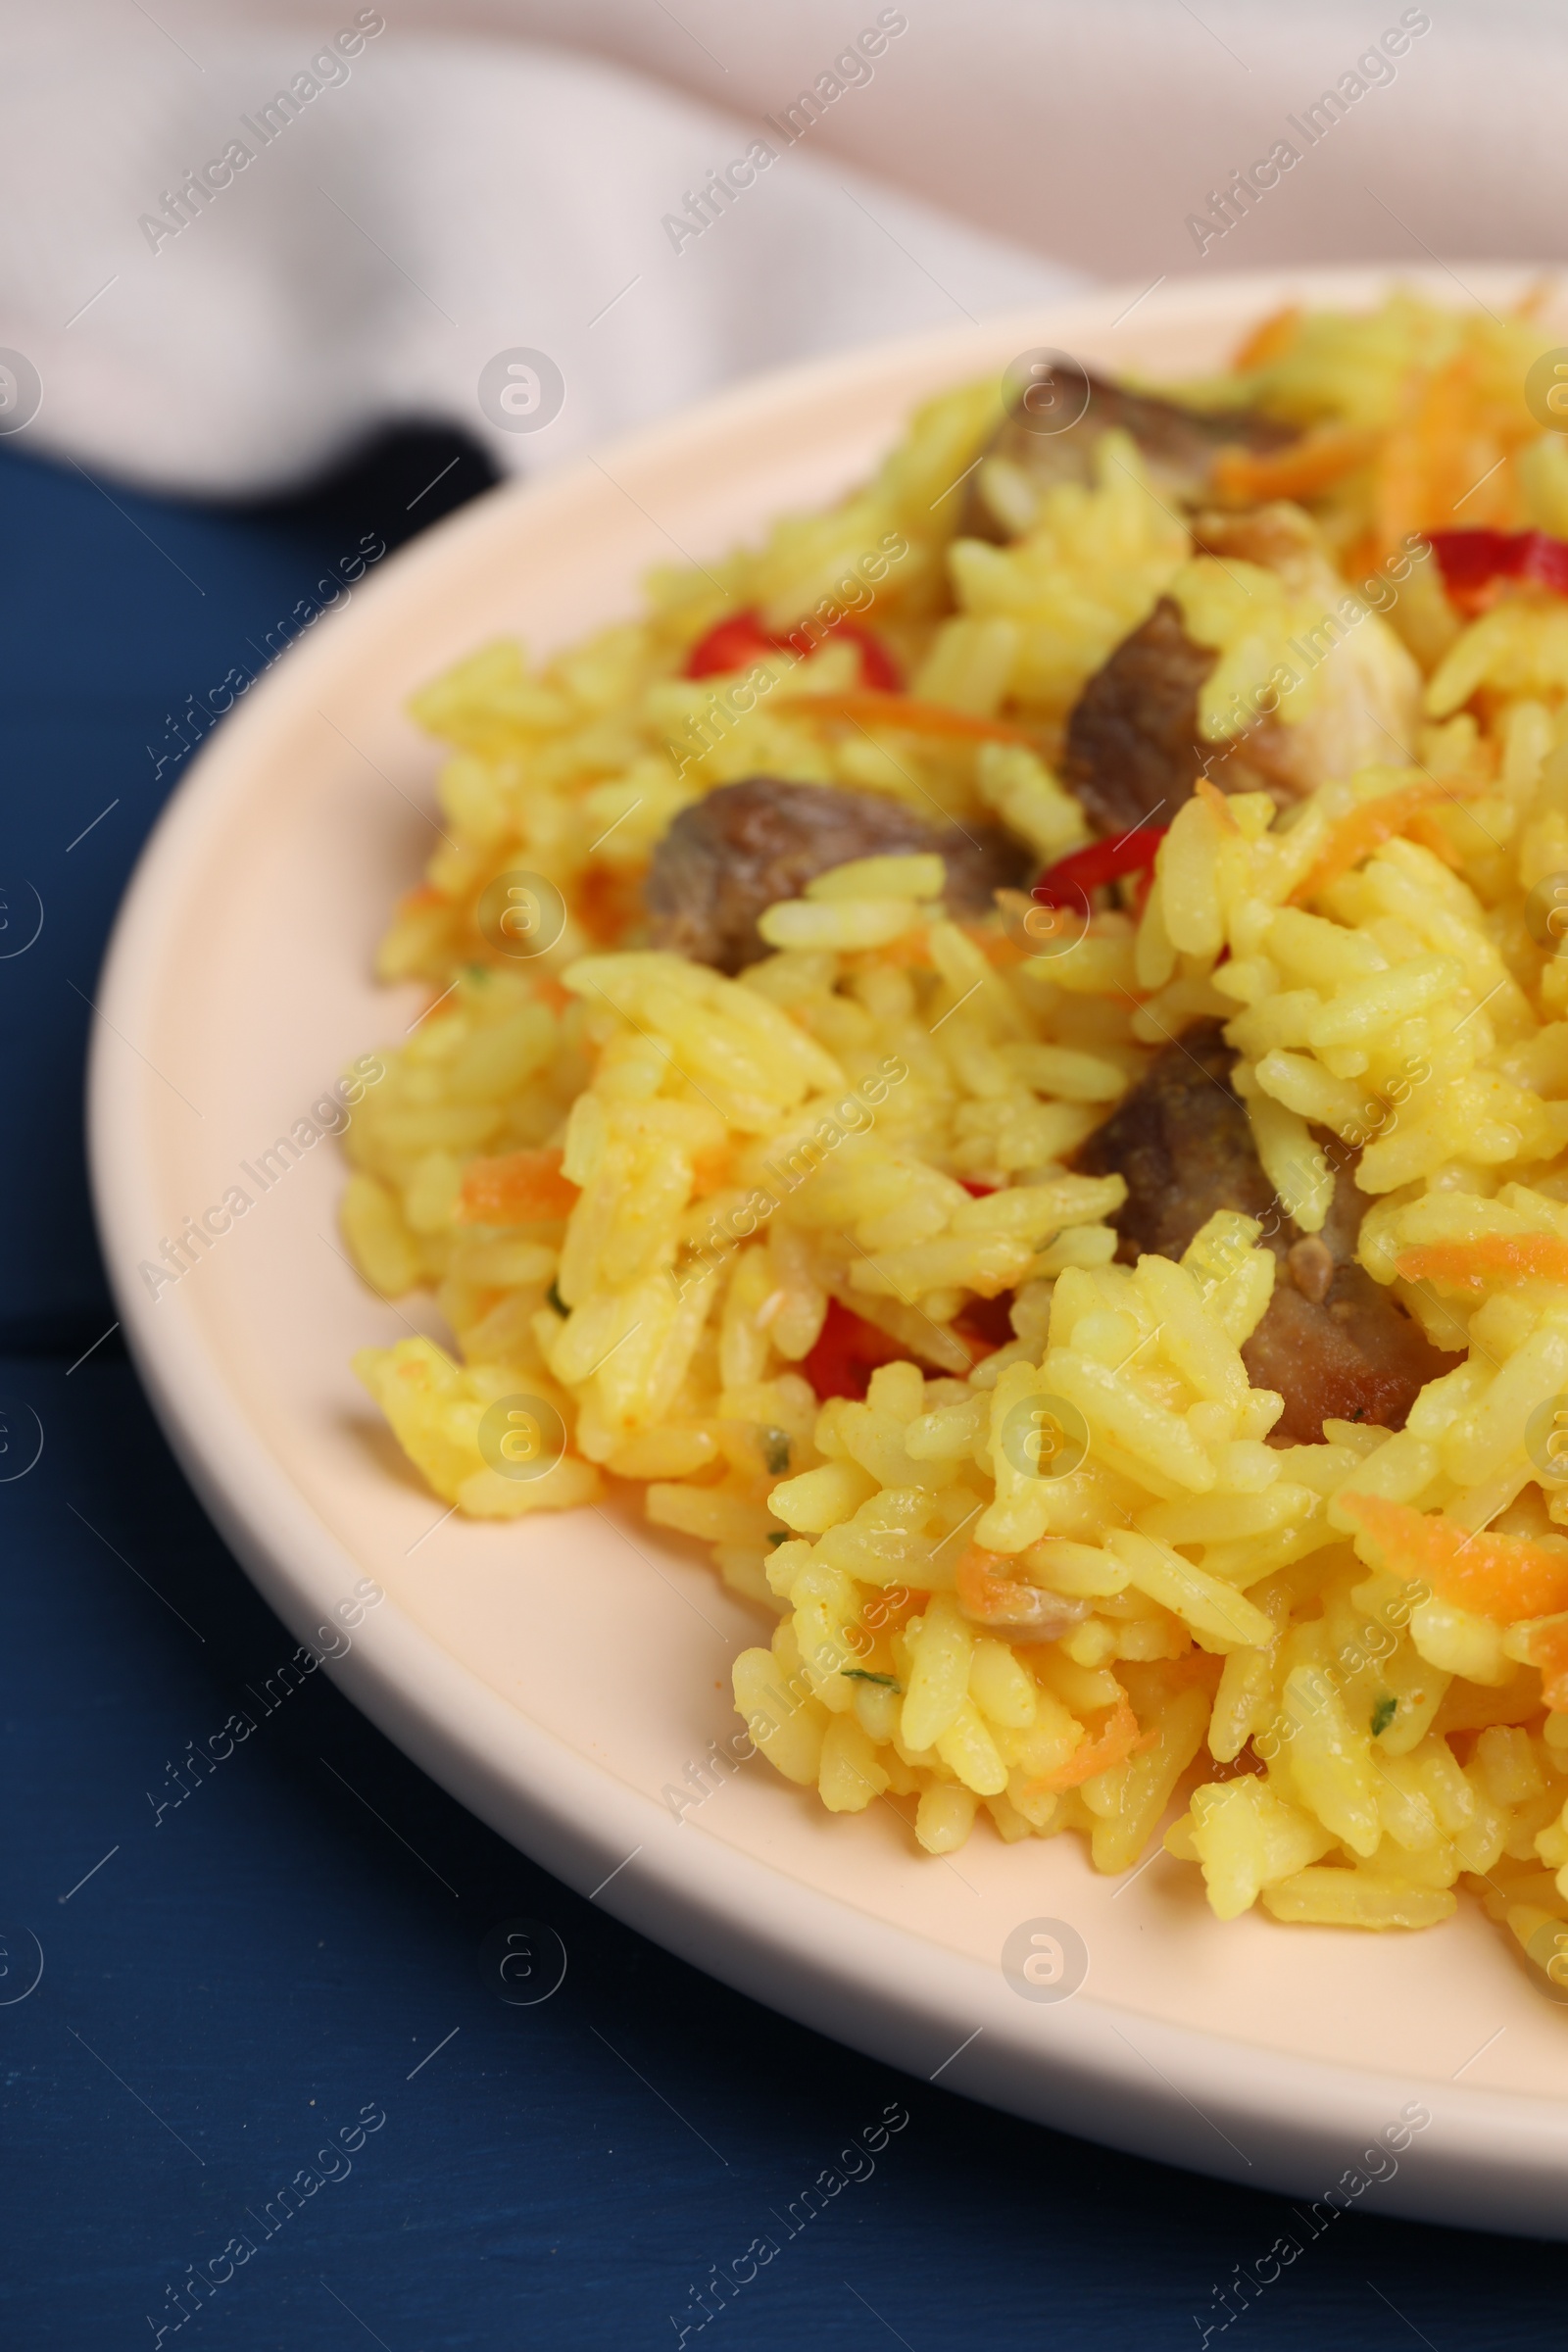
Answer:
[{"xmin": 93, "ymin": 266, "xmax": 1568, "ymax": 2234}]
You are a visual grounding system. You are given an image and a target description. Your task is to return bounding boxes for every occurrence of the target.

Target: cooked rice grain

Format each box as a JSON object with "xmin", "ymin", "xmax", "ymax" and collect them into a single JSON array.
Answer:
[{"xmin": 340, "ymin": 292, "xmax": 1568, "ymax": 1994}]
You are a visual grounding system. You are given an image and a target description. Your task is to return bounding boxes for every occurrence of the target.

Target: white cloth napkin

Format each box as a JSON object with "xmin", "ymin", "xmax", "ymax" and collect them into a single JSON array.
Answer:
[
  {"xmin": 2, "ymin": 8, "xmax": 1076, "ymax": 493},
  {"xmin": 1, "ymin": 1, "xmax": 1559, "ymax": 494}
]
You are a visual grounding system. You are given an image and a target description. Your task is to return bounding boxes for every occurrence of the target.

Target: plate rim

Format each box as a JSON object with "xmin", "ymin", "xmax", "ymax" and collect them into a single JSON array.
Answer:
[{"xmin": 89, "ymin": 260, "xmax": 1568, "ymax": 2236}]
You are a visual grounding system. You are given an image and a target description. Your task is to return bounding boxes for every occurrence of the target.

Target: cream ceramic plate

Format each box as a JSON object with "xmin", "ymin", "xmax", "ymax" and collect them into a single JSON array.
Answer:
[{"xmin": 92, "ymin": 266, "xmax": 1568, "ymax": 2235}]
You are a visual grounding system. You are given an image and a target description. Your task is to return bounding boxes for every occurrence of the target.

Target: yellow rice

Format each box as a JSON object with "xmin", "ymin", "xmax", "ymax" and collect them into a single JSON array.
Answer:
[{"xmin": 342, "ymin": 291, "xmax": 1568, "ymax": 1989}]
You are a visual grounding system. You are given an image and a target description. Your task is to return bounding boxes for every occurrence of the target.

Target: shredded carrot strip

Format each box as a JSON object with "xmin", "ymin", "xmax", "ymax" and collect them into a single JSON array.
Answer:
[
  {"xmin": 1396, "ymin": 1234, "xmax": 1568, "ymax": 1296},
  {"xmin": 956, "ymin": 1545, "xmax": 1039, "ymax": 1626},
  {"xmin": 1372, "ymin": 351, "xmax": 1527, "ymax": 562},
  {"xmin": 1403, "ymin": 809, "xmax": 1467, "ymax": 870},
  {"xmin": 1340, "ymin": 1493, "xmax": 1568, "ymax": 1623},
  {"xmin": 459, "ymin": 1146, "xmax": 579, "ymax": 1225},
  {"xmin": 690, "ymin": 1144, "xmax": 736, "ymax": 1199},
  {"xmin": 791, "ymin": 691, "xmax": 1033, "ymax": 745},
  {"xmin": 1212, "ymin": 423, "xmax": 1382, "ymax": 507},
  {"xmin": 575, "ymin": 863, "xmax": 641, "ymax": 946},
  {"xmin": 1368, "ymin": 373, "xmax": 1429, "ymax": 562},
  {"xmin": 1528, "ymin": 1622, "xmax": 1568, "ymax": 1711},
  {"xmin": 1030, "ymin": 1696, "xmax": 1143, "ymax": 1793},
  {"xmin": 1195, "ymin": 776, "xmax": 1241, "ymax": 832},
  {"xmin": 861, "ymin": 927, "xmax": 931, "ymax": 969},
  {"xmin": 1292, "ymin": 777, "xmax": 1486, "ymax": 901},
  {"xmin": 1157, "ymin": 1646, "xmax": 1210, "ymax": 1684},
  {"xmin": 533, "ymin": 977, "xmax": 572, "ymax": 1015},
  {"xmin": 866, "ymin": 1587, "xmax": 928, "ymax": 1634},
  {"xmin": 964, "ymin": 921, "xmax": 1026, "ymax": 966},
  {"xmin": 1231, "ymin": 304, "xmax": 1301, "ymax": 371}
]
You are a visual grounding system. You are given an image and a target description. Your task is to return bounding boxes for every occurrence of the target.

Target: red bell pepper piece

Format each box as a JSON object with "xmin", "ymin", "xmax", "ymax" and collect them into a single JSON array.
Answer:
[
  {"xmin": 803, "ymin": 1298, "xmax": 906, "ymax": 1402},
  {"xmin": 683, "ymin": 611, "xmax": 775, "ymax": 679},
  {"xmin": 684, "ymin": 607, "xmax": 902, "ymax": 691},
  {"xmin": 958, "ymin": 1179, "xmax": 998, "ymax": 1198},
  {"xmin": 1033, "ymin": 827, "xmax": 1168, "ymax": 906},
  {"xmin": 1428, "ymin": 528, "xmax": 1568, "ymax": 615}
]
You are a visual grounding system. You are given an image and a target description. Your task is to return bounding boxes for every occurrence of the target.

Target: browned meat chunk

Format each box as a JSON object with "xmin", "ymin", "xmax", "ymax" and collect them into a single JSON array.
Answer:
[
  {"xmin": 1059, "ymin": 505, "xmax": 1422, "ymax": 836},
  {"xmin": 961, "ymin": 368, "xmax": 1297, "ymax": 542},
  {"xmin": 1076, "ymin": 1021, "xmax": 1272, "ymax": 1251},
  {"xmin": 644, "ymin": 778, "xmax": 1031, "ymax": 973},
  {"xmin": 1191, "ymin": 507, "xmax": 1422, "ymax": 796},
  {"xmin": 1238, "ymin": 1252, "xmax": 1455, "ymax": 1445},
  {"xmin": 1060, "ymin": 597, "xmax": 1219, "ymax": 836},
  {"xmin": 1074, "ymin": 1022, "xmax": 1456, "ymax": 1444}
]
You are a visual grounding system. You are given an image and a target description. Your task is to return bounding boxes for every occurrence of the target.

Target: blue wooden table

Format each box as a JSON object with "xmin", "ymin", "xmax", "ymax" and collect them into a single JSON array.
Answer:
[{"xmin": 0, "ymin": 429, "xmax": 1553, "ymax": 2349}]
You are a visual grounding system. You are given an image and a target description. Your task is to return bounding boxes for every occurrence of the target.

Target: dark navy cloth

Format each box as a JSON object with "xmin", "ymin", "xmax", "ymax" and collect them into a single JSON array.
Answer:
[{"xmin": 0, "ymin": 429, "xmax": 1555, "ymax": 2349}]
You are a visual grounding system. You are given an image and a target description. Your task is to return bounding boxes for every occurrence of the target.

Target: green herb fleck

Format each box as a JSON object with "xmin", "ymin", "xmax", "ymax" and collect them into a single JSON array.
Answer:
[
  {"xmin": 760, "ymin": 1426, "xmax": 792, "ymax": 1476},
  {"xmin": 766, "ymin": 1532, "xmax": 790, "ymax": 1547},
  {"xmin": 1370, "ymin": 1692, "xmax": 1397, "ymax": 1739},
  {"xmin": 546, "ymin": 1282, "xmax": 566, "ymax": 1316},
  {"xmin": 843, "ymin": 1669, "xmax": 900, "ymax": 1690}
]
